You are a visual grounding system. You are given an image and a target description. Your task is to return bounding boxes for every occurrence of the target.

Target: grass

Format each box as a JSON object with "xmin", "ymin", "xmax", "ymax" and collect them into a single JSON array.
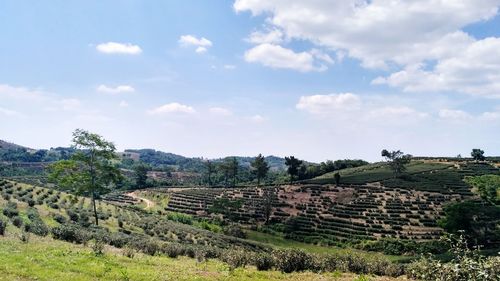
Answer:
[
  {"xmin": 0, "ymin": 231, "xmax": 407, "ymax": 281},
  {"xmin": 245, "ymin": 230, "xmax": 414, "ymax": 263}
]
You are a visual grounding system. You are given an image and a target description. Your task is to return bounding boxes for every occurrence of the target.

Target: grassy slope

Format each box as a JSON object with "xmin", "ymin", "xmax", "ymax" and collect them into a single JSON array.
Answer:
[
  {"xmin": 0, "ymin": 230, "xmax": 406, "ymax": 281},
  {"xmin": 245, "ymin": 230, "xmax": 413, "ymax": 263},
  {"xmin": 310, "ymin": 161, "xmax": 452, "ymax": 184}
]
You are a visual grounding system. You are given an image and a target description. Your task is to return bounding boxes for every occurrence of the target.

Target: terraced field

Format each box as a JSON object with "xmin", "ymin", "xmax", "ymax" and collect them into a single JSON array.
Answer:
[{"xmin": 157, "ymin": 161, "xmax": 499, "ymax": 245}]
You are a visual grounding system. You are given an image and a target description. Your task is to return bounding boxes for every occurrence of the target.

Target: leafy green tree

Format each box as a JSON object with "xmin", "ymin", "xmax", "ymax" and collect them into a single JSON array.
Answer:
[
  {"xmin": 251, "ymin": 154, "xmax": 269, "ymax": 186},
  {"xmin": 48, "ymin": 129, "xmax": 122, "ymax": 225},
  {"xmin": 381, "ymin": 149, "xmax": 412, "ymax": 177},
  {"xmin": 133, "ymin": 163, "xmax": 150, "ymax": 188},
  {"xmin": 219, "ymin": 158, "xmax": 239, "ymax": 187},
  {"xmin": 334, "ymin": 172, "xmax": 341, "ymax": 185},
  {"xmin": 205, "ymin": 160, "xmax": 215, "ymax": 187},
  {"xmin": 471, "ymin": 148, "xmax": 485, "ymax": 161},
  {"xmin": 465, "ymin": 175, "xmax": 500, "ymax": 205},
  {"xmin": 230, "ymin": 157, "xmax": 239, "ymax": 187},
  {"xmin": 285, "ymin": 156, "xmax": 302, "ymax": 184}
]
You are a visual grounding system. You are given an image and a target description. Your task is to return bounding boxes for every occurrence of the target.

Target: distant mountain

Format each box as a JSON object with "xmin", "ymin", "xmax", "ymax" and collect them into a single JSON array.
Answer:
[{"xmin": 0, "ymin": 139, "xmax": 31, "ymax": 151}]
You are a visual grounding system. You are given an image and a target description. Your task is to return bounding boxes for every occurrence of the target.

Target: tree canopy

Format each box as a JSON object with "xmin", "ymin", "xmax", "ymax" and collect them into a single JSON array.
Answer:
[
  {"xmin": 48, "ymin": 129, "xmax": 122, "ymax": 225},
  {"xmin": 285, "ymin": 156, "xmax": 303, "ymax": 183},
  {"xmin": 381, "ymin": 149, "xmax": 412, "ymax": 177},
  {"xmin": 471, "ymin": 148, "xmax": 486, "ymax": 161},
  {"xmin": 251, "ymin": 154, "xmax": 270, "ymax": 185}
]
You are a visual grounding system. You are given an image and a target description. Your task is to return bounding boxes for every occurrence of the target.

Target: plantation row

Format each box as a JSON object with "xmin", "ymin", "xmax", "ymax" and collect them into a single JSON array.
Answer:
[{"xmin": 161, "ymin": 183, "xmax": 468, "ymax": 244}]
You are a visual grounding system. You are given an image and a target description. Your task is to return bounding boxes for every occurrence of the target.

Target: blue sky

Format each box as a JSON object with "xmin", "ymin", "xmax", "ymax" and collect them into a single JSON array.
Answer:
[{"xmin": 1, "ymin": 0, "xmax": 499, "ymax": 162}]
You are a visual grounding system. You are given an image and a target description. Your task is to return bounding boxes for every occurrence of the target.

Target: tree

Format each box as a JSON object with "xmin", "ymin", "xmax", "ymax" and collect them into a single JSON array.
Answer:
[
  {"xmin": 334, "ymin": 173, "xmax": 341, "ymax": 185},
  {"xmin": 251, "ymin": 154, "xmax": 269, "ymax": 186},
  {"xmin": 465, "ymin": 175, "xmax": 500, "ymax": 205},
  {"xmin": 381, "ymin": 149, "xmax": 412, "ymax": 177},
  {"xmin": 219, "ymin": 157, "xmax": 239, "ymax": 187},
  {"xmin": 48, "ymin": 129, "xmax": 122, "ymax": 225},
  {"xmin": 285, "ymin": 156, "xmax": 302, "ymax": 184},
  {"xmin": 471, "ymin": 148, "xmax": 485, "ymax": 161},
  {"xmin": 133, "ymin": 163, "xmax": 150, "ymax": 188},
  {"xmin": 205, "ymin": 160, "xmax": 215, "ymax": 187},
  {"xmin": 262, "ymin": 187, "xmax": 275, "ymax": 223}
]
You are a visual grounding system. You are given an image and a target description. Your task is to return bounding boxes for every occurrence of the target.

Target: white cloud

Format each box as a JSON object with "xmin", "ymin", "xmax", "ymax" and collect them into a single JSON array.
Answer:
[
  {"xmin": 97, "ymin": 85, "xmax": 135, "ymax": 94},
  {"xmin": 439, "ymin": 109, "xmax": 473, "ymax": 120},
  {"xmin": 0, "ymin": 107, "xmax": 23, "ymax": 117},
  {"xmin": 179, "ymin": 35, "xmax": 213, "ymax": 53},
  {"xmin": 250, "ymin": 114, "xmax": 266, "ymax": 123},
  {"xmin": 0, "ymin": 84, "xmax": 47, "ymax": 101},
  {"xmin": 96, "ymin": 42, "xmax": 142, "ymax": 55},
  {"xmin": 235, "ymin": 0, "xmax": 500, "ymax": 97},
  {"xmin": 148, "ymin": 103, "xmax": 196, "ymax": 115},
  {"xmin": 246, "ymin": 29, "xmax": 284, "ymax": 44},
  {"xmin": 244, "ymin": 43, "xmax": 331, "ymax": 72},
  {"xmin": 296, "ymin": 93, "xmax": 361, "ymax": 115},
  {"xmin": 373, "ymin": 37, "xmax": 500, "ymax": 98},
  {"xmin": 119, "ymin": 101, "xmax": 129, "ymax": 108},
  {"xmin": 209, "ymin": 107, "xmax": 232, "ymax": 116},
  {"xmin": 368, "ymin": 106, "xmax": 428, "ymax": 119}
]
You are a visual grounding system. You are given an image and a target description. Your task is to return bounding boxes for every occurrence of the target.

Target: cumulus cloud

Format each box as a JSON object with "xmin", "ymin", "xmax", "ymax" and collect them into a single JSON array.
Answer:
[
  {"xmin": 235, "ymin": 0, "xmax": 500, "ymax": 97},
  {"xmin": 368, "ymin": 106, "xmax": 428, "ymax": 119},
  {"xmin": 244, "ymin": 43, "xmax": 332, "ymax": 72},
  {"xmin": 148, "ymin": 102, "xmax": 196, "ymax": 115},
  {"xmin": 246, "ymin": 29, "xmax": 284, "ymax": 44},
  {"xmin": 179, "ymin": 35, "xmax": 213, "ymax": 53},
  {"xmin": 223, "ymin": 64, "xmax": 237, "ymax": 70},
  {"xmin": 250, "ymin": 114, "xmax": 266, "ymax": 123},
  {"xmin": 0, "ymin": 84, "xmax": 47, "ymax": 101},
  {"xmin": 96, "ymin": 42, "xmax": 142, "ymax": 55},
  {"xmin": 119, "ymin": 101, "xmax": 129, "ymax": 108},
  {"xmin": 97, "ymin": 85, "xmax": 135, "ymax": 94}
]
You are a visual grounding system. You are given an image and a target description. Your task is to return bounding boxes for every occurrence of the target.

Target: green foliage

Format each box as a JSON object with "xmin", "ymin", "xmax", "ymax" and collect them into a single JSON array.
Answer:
[
  {"xmin": 223, "ymin": 224, "xmax": 247, "ymax": 239},
  {"xmin": 357, "ymin": 239, "xmax": 448, "ymax": 256},
  {"xmin": 285, "ymin": 156, "xmax": 303, "ymax": 183},
  {"xmin": 465, "ymin": 175, "xmax": 500, "ymax": 204},
  {"xmin": 222, "ymin": 248, "xmax": 250, "ymax": 270},
  {"xmin": 133, "ymin": 163, "xmax": 150, "ymax": 188},
  {"xmin": 251, "ymin": 154, "xmax": 270, "ymax": 185},
  {"xmin": 0, "ymin": 218, "xmax": 6, "ymax": 235},
  {"xmin": 408, "ymin": 233, "xmax": 500, "ymax": 281},
  {"xmin": 25, "ymin": 208, "xmax": 49, "ymax": 236},
  {"xmin": 272, "ymin": 249, "xmax": 315, "ymax": 273},
  {"xmin": 48, "ymin": 129, "xmax": 123, "ymax": 226},
  {"xmin": 439, "ymin": 201, "xmax": 500, "ymax": 246},
  {"xmin": 381, "ymin": 149, "xmax": 412, "ymax": 177},
  {"xmin": 253, "ymin": 253, "xmax": 274, "ymax": 271},
  {"xmin": 166, "ymin": 212, "xmax": 193, "ymax": 225},
  {"xmin": 471, "ymin": 148, "xmax": 486, "ymax": 161}
]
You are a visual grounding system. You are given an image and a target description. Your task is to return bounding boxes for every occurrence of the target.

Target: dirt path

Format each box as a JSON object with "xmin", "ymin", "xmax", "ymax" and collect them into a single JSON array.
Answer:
[{"xmin": 127, "ymin": 191, "xmax": 155, "ymax": 210}]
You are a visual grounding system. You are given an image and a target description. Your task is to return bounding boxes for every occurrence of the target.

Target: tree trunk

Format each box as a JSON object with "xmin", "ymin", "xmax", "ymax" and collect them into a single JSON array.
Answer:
[{"xmin": 92, "ymin": 191, "xmax": 99, "ymax": 225}]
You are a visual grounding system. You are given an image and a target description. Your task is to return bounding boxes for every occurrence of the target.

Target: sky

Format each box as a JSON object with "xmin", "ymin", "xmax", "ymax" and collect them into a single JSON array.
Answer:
[{"xmin": 0, "ymin": 0, "xmax": 499, "ymax": 162}]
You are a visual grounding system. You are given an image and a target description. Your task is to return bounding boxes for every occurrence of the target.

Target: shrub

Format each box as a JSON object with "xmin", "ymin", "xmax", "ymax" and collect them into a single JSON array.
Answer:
[
  {"xmin": 164, "ymin": 243, "xmax": 184, "ymax": 258},
  {"xmin": 223, "ymin": 224, "xmax": 247, "ymax": 239},
  {"xmin": 253, "ymin": 253, "xmax": 274, "ymax": 271},
  {"xmin": 123, "ymin": 246, "xmax": 135, "ymax": 258},
  {"xmin": 91, "ymin": 239, "xmax": 105, "ymax": 256},
  {"xmin": 118, "ymin": 219, "xmax": 124, "ymax": 228},
  {"xmin": 272, "ymin": 249, "xmax": 314, "ymax": 273},
  {"xmin": 12, "ymin": 216, "xmax": 23, "ymax": 228},
  {"xmin": 222, "ymin": 248, "xmax": 250, "ymax": 270},
  {"xmin": 53, "ymin": 213, "xmax": 67, "ymax": 224},
  {"xmin": 51, "ymin": 224, "xmax": 91, "ymax": 244},
  {"xmin": 0, "ymin": 219, "xmax": 7, "ymax": 235},
  {"xmin": 66, "ymin": 209, "xmax": 79, "ymax": 222},
  {"xmin": 19, "ymin": 230, "xmax": 30, "ymax": 243},
  {"xmin": 2, "ymin": 202, "xmax": 19, "ymax": 218},
  {"xmin": 27, "ymin": 199, "xmax": 36, "ymax": 207},
  {"xmin": 408, "ymin": 233, "xmax": 500, "ymax": 281},
  {"xmin": 26, "ymin": 208, "xmax": 49, "ymax": 236},
  {"xmin": 108, "ymin": 232, "xmax": 130, "ymax": 248}
]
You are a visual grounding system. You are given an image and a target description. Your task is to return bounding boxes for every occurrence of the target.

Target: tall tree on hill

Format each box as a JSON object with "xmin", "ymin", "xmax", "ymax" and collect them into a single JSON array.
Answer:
[
  {"xmin": 230, "ymin": 157, "xmax": 239, "ymax": 187},
  {"xmin": 133, "ymin": 163, "xmax": 150, "ymax": 188},
  {"xmin": 471, "ymin": 148, "xmax": 486, "ymax": 161},
  {"xmin": 285, "ymin": 156, "xmax": 303, "ymax": 184},
  {"xmin": 205, "ymin": 160, "xmax": 215, "ymax": 187},
  {"xmin": 48, "ymin": 129, "xmax": 122, "ymax": 226},
  {"xmin": 251, "ymin": 154, "xmax": 269, "ymax": 186},
  {"xmin": 381, "ymin": 149, "xmax": 412, "ymax": 178}
]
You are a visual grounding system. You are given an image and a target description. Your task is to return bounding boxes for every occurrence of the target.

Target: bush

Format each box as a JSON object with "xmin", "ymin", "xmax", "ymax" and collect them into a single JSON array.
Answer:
[
  {"xmin": 0, "ymin": 219, "xmax": 7, "ymax": 235},
  {"xmin": 12, "ymin": 216, "xmax": 23, "ymax": 228},
  {"xmin": 51, "ymin": 223, "xmax": 91, "ymax": 244},
  {"xmin": 222, "ymin": 248, "xmax": 250, "ymax": 270},
  {"xmin": 91, "ymin": 239, "xmax": 105, "ymax": 256},
  {"xmin": 66, "ymin": 209, "xmax": 79, "ymax": 222},
  {"xmin": 2, "ymin": 202, "xmax": 19, "ymax": 218},
  {"xmin": 223, "ymin": 225, "xmax": 247, "ymax": 239},
  {"xmin": 26, "ymin": 208, "xmax": 49, "ymax": 236},
  {"xmin": 253, "ymin": 253, "xmax": 274, "ymax": 271},
  {"xmin": 123, "ymin": 246, "xmax": 135, "ymax": 258},
  {"xmin": 19, "ymin": 230, "xmax": 30, "ymax": 243},
  {"xmin": 164, "ymin": 243, "xmax": 184, "ymax": 258},
  {"xmin": 53, "ymin": 213, "xmax": 67, "ymax": 224},
  {"xmin": 272, "ymin": 249, "xmax": 314, "ymax": 273},
  {"xmin": 408, "ymin": 233, "xmax": 500, "ymax": 281}
]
